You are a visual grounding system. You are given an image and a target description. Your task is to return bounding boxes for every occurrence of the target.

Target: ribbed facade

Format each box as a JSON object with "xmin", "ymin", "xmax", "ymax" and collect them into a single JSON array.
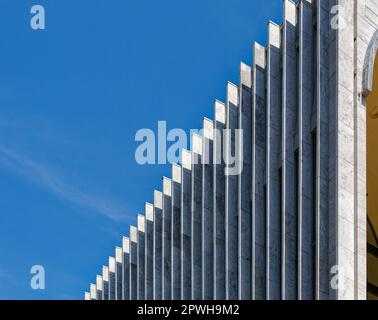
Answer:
[{"xmin": 85, "ymin": 0, "xmax": 378, "ymax": 300}]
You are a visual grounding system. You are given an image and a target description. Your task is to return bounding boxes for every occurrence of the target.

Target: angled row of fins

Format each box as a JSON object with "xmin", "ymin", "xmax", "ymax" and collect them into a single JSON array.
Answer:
[{"xmin": 85, "ymin": 0, "xmax": 333, "ymax": 300}]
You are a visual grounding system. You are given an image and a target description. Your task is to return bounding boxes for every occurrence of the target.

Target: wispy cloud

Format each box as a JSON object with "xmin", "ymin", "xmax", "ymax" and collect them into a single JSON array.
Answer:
[
  {"xmin": 0, "ymin": 267, "xmax": 24, "ymax": 290},
  {"xmin": 0, "ymin": 113, "xmax": 70, "ymax": 145},
  {"xmin": 0, "ymin": 145, "xmax": 129, "ymax": 223}
]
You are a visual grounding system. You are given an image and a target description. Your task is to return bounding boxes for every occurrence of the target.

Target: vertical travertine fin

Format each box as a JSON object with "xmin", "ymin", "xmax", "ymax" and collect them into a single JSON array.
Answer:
[
  {"xmin": 266, "ymin": 20, "xmax": 282, "ymax": 301},
  {"xmin": 153, "ymin": 193, "xmax": 163, "ymax": 299},
  {"xmin": 281, "ymin": 0, "xmax": 298, "ymax": 301},
  {"xmin": 202, "ymin": 117, "xmax": 214, "ymax": 299},
  {"xmin": 145, "ymin": 202, "xmax": 154, "ymax": 300},
  {"xmin": 129, "ymin": 226, "xmax": 138, "ymax": 300},
  {"xmin": 316, "ymin": 0, "xmax": 330, "ymax": 301},
  {"xmin": 238, "ymin": 62, "xmax": 253, "ymax": 299},
  {"xmin": 252, "ymin": 41, "xmax": 267, "ymax": 300},
  {"xmin": 214, "ymin": 100, "xmax": 226, "ymax": 299},
  {"xmin": 298, "ymin": 0, "xmax": 315, "ymax": 300},
  {"xmin": 96, "ymin": 275, "xmax": 103, "ymax": 300},
  {"xmin": 329, "ymin": 0, "xmax": 357, "ymax": 301},
  {"xmin": 137, "ymin": 215, "xmax": 146, "ymax": 300},
  {"xmin": 225, "ymin": 81, "xmax": 239, "ymax": 299},
  {"xmin": 171, "ymin": 164, "xmax": 182, "ymax": 299},
  {"xmin": 115, "ymin": 247, "xmax": 123, "ymax": 300},
  {"xmin": 90, "ymin": 283, "xmax": 97, "ymax": 300},
  {"xmin": 122, "ymin": 236, "xmax": 130, "ymax": 300},
  {"xmin": 108, "ymin": 256, "xmax": 116, "ymax": 300},
  {"xmin": 123, "ymin": 236, "xmax": 130, "ymax": 253},
  {"xmin": 191, "ymin": 133, "xmax": 203, "ymax": 299},
  {"xmin": 102, "ymin": 265, "xmax": 109, "ymax": 300},
  {"xmin": 355, "ymin": 0, "xmax": 374, "ymax": 301},
  {"xmin": 181, "ymin": 149, "xmax": 192, "ymax": 299},
  {"xmin": 162, "ymin": 177, "xmax": 172, "ymax": 299},
  {"xmin": 96, "ymin": 275, "xmax": 103, "ymax": 291}
]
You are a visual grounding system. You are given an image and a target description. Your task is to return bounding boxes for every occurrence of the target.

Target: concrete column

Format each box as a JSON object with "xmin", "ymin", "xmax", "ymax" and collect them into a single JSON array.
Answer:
[
  {"xmin": 202, "ymin": 118, "xmax": 214, "ymax": 300},
  {"xmin": 355, "ymin": 0, "xmax": 374, "ymax": 300},
  {"xmin": 214, "ymin": 100, "xmax": 226, "ymax": 299},
  {"xmin": 238, "ymin": 62, "xmax": 253, "ymax": 300},
  {"xmin": 191, "ymin": 133, "xmax": 203, "ymax": 299},
  {"xmin": 102, "ymin": 266, "xmax": 109, "ymax": 300},
  {"xmin": 115, "ymin": 246, "xmax": 123, "ymax": 300},
  {"xmin": 328, "ymin": 0, "xmax": 359, "ymax": 300},
  {"xmin": 316, "ymin": 0, "xmax": 330, "ymax": 300},
  {"xmin": 109, "ymin": 256, "xmax": 116, "ymax": 300},
  {"xmin": 145, "ymin": 202, "xmax": 154, "ymax": 300},
  {"xmin": 122, "ymin": 236, "xmax": 130, "ymax": 300},
  {"xmin": 90, "ymin": 283, "xmax": 97, "ymax": 300},
  {"xmin": 96, "ymin": 275, "xmax": 103, "ymax": 300},
  {"xmin": 298, "ymin": 0, "xmax": 315, "ymax": 300},
  {"xmin": 281, "ymin": 0, "xmax": 298, "ymax": 300},
  {"xmin": 225, "ymin": 82, "xmax": 239, "ymax": 300},
  {"xmin": 266, "ymin": 21, "xmax": 282, "ymax": 300},
  {"xmin": 130, "ymin": 226, "xmax": 138, "ymax": 300},
  {"xmin": 181, "ymin": 149, "xmax": 192, "ymax": 299},
  {"xmin": 252, "ymin": 42, "xmax": 267, "ymax": 300},
  {"xmin": 137, "ymin": 214, "xmax": 146, "ymax": 300},
  {"xmin": 162, "ymin": 177, "xmax": 172, "ymax": 300},
  {"xmin": 153, "ymin": 192, "xmax": 163, "ymax": 299},
  {"xmin": 328, "ymin": 0, "xmax": 338, "ymax": 301},
  {"xmin": 171, "ymin": 164, "xmax": 182, "ymax": 299}
]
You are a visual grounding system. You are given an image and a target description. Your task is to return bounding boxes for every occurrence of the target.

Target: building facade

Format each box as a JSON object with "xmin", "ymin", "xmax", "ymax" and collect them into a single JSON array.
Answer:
[{"xmin": 85, "ymin": 0, "xmax": 378, "ymax": 300}]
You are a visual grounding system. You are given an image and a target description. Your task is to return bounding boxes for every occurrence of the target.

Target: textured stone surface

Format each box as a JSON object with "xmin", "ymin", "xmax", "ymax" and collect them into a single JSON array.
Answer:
[
  {"xmin": 137, "ymin": 215, "xmax": 145, "ymax": 300},
  {"xmin": 108, "ymin": 256, "xmax": 116, "ymax": 300},
  {"xmin": 266, "ymin": 21, "xmax": 282, "ymax": 300},
  {"xmin": 129, "ymin": 226, "xmax": 138, "ymax": 300},
  {"xmin": 102, "ymin": 266, "xmax": 109, "ymax": 300},
  {"xmin": 115, "ymin": 246, "xmax": 123, "ymax": 300},
  {"xmin": 181, "ymin": 149, "xmax": 192, "ymax": 299},
  {"xmin": 122, "ymin": 237, "xmax": 130, "ymax": 300},
  {"xmin": 171, "ymin": 164, "xmax": 182, "ymax": 299},
  {"xmin": 90, "ymin": 283, "xmax": 96, "ymax": 300},
  {"xmin": 298, "ymin": 0, "xmax": 315, "ymax": 300},
  {"xmin": 152, "ymin": 190, "xmax": 163, "ymax": 300},
  {"xmin": 96, "ymin": 275, "xmax": 103, "ymax": 300},
  {"xmin": 214, "ymin": 100, "xmax": 226, "ymax": 299},
  {"xmin": 282, "ymin": 0, "xmax": 298, "ymax": 300},
  {"xmin": 145, "ymin": 202, "xmax": 154, "ymax": 300},
  {"xmin": 252, "ymin": 42, "xmax": 267, "ymax": 300},
  {"xmin": 317, "ymin": 0, "xmax": 330, "ymax": 300},
  {"xmin": 225, "ymin": 82, "xmax": 239, "ymax": 300},
  {"xmin": 153, "ymin": 192, "xmax": 163, "ymax": 300},
  {"xmin": 162, "ymin": 177, "xmax": 172, "ymax": 300},
  {"xmin": 356, "ymin": 0, "xmax": 377, "ymax": 301},
  {"xmin": 202, "ymin": 118, "xmax": 214, "ymax": 299},
  {"xmin": 191, "ymin": 134, "xmax": 203, "ymax": 299},
  {"xmin": 238, "ymin": 62, "xmax": 252, "ymax": 300}
]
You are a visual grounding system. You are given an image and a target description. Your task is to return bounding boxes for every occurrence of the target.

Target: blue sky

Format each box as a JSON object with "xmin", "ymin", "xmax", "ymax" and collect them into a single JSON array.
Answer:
[{"xmin": 0, "ymin": 0, "xmax": 281, "ymax": 299}]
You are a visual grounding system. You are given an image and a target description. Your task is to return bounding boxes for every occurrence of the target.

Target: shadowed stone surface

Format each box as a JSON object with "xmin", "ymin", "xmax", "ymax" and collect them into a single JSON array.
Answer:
[
  {"xmin": 153, "ymin": 193, "xmax": 163, "ymax": 299},
  {"xmin": 163, "ymin": 177, "xmax": 172, "ymax": 300},
  {"xmin": 122, "ymin": 237, "xmax": 130, "ymax": 300},
  {"xmin": 181, "ymin": 149, "xmax": 192, "ymax": 299}
]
